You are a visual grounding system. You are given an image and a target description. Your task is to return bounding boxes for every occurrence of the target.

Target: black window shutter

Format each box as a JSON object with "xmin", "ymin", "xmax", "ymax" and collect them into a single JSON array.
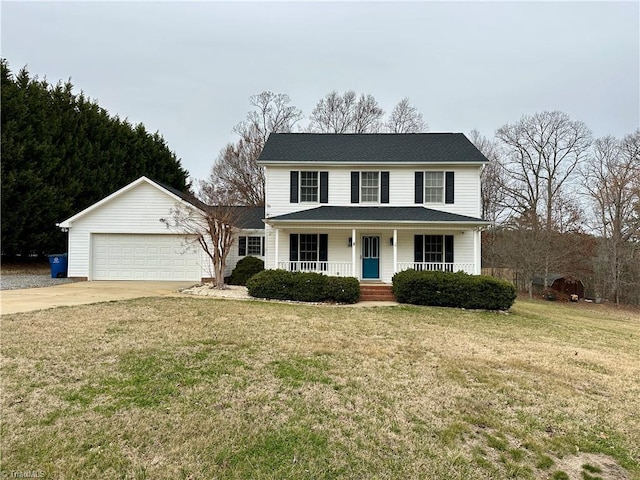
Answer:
[
  {"xmin": 445, "ymin": 235, "xmax": 454, "ymax": 263},
  {"xmin": 320, "ymin": 171, "xmax": 329, "ymax": 203},
  {"xmin": 415, "ymin": 172, "xmax": 424, "ymax": 203},
  {"xmin": 290, "ymin": 171, "xmax": 299, "ymax": 203},
  {"xmin": 381, "ymin": 171, "xmax": 389, "ymax": 203},
  {"xmin": 289, "ymin": 234, "xmax": 298, "ymax": 261},
  {"xmin": 319, "ymin": 234, "xmax": 328, "ymax": 262},
  {"xmin": 445, "ymin": 171, "xmax": 455, "ymax": 204},
  {"xmin": 414, "ymin": 235, "xmax": 424, "ymax": 263},
  {"xmin": 238, "ymin": 236, "xmax": 247, "ymax": 256},
  {"xmin": 351, "ymin": 172, "xmax": 360, "ymax": 203},
  {"xmin": 261, "ymin": 237, "xmax": 265, "ymax": 256}
]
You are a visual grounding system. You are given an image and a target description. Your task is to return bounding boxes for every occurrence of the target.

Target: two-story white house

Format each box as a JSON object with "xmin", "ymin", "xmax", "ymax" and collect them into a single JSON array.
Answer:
[
  {"xmin": 58, "ymin": 133, "xmax": 488, "ymax": 284},
  {"xmin": 259, "ymin": 133, "xmax": 489, "ymax": 283}
]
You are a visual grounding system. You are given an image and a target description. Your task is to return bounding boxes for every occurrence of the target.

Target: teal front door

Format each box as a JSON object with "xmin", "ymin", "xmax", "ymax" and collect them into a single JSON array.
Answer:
[{"xmin": 362, "ymin": 236, "xmax": 380, "ymax": 279}]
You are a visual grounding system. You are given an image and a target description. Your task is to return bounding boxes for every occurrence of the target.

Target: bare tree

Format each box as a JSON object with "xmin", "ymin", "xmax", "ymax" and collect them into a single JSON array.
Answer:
[
  {"xmin": 211, "ymin": 91, "xmax": 302, "ymax": 206},
  {"xmin": 496, "ymin": 111, "xmax": 592, "ymax": 288},
  {"xmin": 468, "ymin": 129, "xmax": 507, "ymax": 223},
  {"xmin": 309, "ymin": 90, "xmax": 384, "ymax": 133},
  {"xmin": 469, "ymin": 129, "xmax": 508, "ymax": 276},
  {"xmin": 497, "ymin": 111, "xmax": 592, "ymax": 232},
  {"xmin": 386, "ymin": 98, "xmax": 427, "ymax": 133},
  {"xmin": 160, "ymin": 179, "xmax": 250, "ymax": 289},
  {"xmin": 583, "ymin": 130, "xmax": 640, "ymax": 303},
  {"xmin": 211, "ymin": 141, "xmax": 264, "ymax": 206}
]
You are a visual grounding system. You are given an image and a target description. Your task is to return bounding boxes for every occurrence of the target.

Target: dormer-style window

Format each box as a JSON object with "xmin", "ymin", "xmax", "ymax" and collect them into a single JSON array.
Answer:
[
  {"xmin": 351, "ymin": 171, "xmax": 390, "ymax": 204},
  {"xmin": 300, "ymin": 171, "xmax": 318, "ymax": 202},
  {"xmin": 415, "ymin": 171, "xmax": 454, "ymax": 204},
  {"xmin": 290, "ymin": 171, "xmax": 329, "ymax": 203}
]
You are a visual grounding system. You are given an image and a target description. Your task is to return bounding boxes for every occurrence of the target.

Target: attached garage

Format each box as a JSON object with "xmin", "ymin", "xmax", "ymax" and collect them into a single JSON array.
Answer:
[
  {"xmin": 91, "ymin": 233, "xmax": 200, "ymax": 281},
  {"xmin": 58, "ymin": 177, "xmax": 205, "ymax": 281}
]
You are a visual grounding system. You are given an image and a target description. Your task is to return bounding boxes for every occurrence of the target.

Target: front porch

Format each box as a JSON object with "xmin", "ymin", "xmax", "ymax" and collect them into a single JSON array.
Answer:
[
  {"xmin": 276, "ymin": 260, "xmax": 476, "ymax": 278},
  {"xmin": 267, "ymin": 225, "xmax": 482, "ymax": 283}
]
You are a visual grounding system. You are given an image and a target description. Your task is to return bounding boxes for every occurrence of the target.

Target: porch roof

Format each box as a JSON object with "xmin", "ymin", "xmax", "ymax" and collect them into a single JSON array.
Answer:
[{"xmin": 265, "ymin": 206, "xmax": 488, "ymax": 225}]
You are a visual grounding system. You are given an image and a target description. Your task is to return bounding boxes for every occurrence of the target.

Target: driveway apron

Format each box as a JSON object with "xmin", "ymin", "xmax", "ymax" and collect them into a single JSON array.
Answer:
[{"xmin": 0, "ymin": 281, "xmax": 195, "ymax": 315}]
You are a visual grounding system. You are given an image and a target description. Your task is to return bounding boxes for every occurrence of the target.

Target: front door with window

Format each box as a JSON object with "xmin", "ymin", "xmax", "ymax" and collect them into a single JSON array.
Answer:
[{"xmin": 362, "ymin": 236, "xmax": 380, "ymax": 279}]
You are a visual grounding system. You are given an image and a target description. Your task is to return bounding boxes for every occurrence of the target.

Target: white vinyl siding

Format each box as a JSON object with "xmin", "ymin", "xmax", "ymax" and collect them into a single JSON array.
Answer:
[
  {"xmin": 66, "ymin": 182, "xmax": 202, "ymax": 279},
  {"xmin": 265, "ymin": 165, "xmax": 482, "ymax": 218}
]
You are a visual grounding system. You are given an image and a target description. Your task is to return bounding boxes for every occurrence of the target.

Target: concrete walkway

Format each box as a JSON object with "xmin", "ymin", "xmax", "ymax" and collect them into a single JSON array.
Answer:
[{"xmin": 0, "ymin": 281, "xmax": 195, "ymax": 315}]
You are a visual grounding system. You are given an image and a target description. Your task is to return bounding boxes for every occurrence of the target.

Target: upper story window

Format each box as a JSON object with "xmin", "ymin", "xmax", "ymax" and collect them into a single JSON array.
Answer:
[
  {"xmin": 360, "ymin": 172, "xmax": 379, "ymax": 202},
  {"xmin": 290, "ymin": 171, "xmax": 328, "ymax": 203},
  {"xmin": 424, "ymin": 171, "xmax": 444, "ymax": 203},
  {"xmin": 415, "ymin": 171, "xmax": 454, "ymax": 204},
  {"xmin": 300, "ymin": 171, "xmax": 318, "ymax": 202},
  {"xmin": 351, "ymin": 171, "xmax": 389, "ymax": 204}
]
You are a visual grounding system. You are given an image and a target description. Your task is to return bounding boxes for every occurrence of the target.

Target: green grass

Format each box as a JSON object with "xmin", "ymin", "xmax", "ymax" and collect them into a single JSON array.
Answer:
[{"xmin": 1, "ymin": 297, "xmax": 639, "ymax": 479}]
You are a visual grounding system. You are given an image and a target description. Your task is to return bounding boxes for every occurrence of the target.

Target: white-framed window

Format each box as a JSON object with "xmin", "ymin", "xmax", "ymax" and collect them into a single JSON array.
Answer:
[
  {"xmin": 422, "ymin": 235, "xmax": 443, "ymax": 262},
  {"xmin": 238, "ymin": 236, "xmax": 264, "ymax": 256},
  {"xmin": 424, "ymin": 171, "xmax": 444, "ymax": 203},
  {"xmin": 246, "ymin": 237, "xmax": 262, "ymax": 256},
  {"xmin": 361, "ymin": 171, "xmax": 379, "ymax": 202},
  {"xmin": 300, "ymin": 171, "xmax": 318, "ymax": 202},
  {"xmin": 299, "ymin": 234, "xmax": 319, "ymax": 262}
]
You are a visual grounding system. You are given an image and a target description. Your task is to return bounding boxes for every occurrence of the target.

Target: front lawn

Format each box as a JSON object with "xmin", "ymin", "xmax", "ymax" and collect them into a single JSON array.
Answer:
[{"xmin": 1, "ymin": 298, "xmax": 638, "ymax": 479}]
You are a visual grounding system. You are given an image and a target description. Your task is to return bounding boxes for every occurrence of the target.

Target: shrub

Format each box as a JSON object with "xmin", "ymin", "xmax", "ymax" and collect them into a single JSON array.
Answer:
[
  {"xmin": 246, "ymin": 270, "xmax": 360, "ymax": 304},
  {"xmin": 229, "ymin": 256, "xmax": 264, "ymax": 286},
  {"xmin": 323, "ymin": 276, "xmax": 360, "ymax": 304},
  {"xmin": 392, "ymin": 269, "xmax": 516, "ymax": 311}
]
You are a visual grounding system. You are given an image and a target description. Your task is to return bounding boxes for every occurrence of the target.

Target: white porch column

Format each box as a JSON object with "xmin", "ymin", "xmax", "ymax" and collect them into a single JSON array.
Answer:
[
  {"xmin": 473, "ymin": 228, "xmax": 479, "ymax": 275},
  {"xmin": 351, "ymin": 228, "xmax": 357, "ymax": 279},
  {"xmin": 274, "ymin": 228, "xmax": 279, "ymax": 270},
  {"xmin": 393, "ymin": 229, "xmax": 398, "ymax": 275}
]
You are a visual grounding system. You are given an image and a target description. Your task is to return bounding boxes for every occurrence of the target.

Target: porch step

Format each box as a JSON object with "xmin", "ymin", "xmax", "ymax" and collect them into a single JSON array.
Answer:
[{"xmin": 359, "ymin": 284, "xmax": 396, "ymax": 302}]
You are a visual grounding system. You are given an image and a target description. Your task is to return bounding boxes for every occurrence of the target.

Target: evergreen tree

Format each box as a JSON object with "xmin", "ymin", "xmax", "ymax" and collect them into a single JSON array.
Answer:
[{"xmin": 1, "ymin": 59, "xmax": 189, "ymax": 258}]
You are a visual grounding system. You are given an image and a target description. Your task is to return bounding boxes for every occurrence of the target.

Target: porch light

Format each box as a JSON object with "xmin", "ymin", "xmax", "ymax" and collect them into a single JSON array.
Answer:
[
  {"xmin": 348, "ymin": 237, "xmax": 353, "ymax": 247},
  {"xmin": 389, "ymin": 237, "xmax": 394, "ymax": 246}
]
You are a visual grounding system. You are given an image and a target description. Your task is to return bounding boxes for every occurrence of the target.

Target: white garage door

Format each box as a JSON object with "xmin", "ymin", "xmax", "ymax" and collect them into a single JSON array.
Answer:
[{"xmin": 92, "ymin": 234, "xmax": 201, "ymax": 281}]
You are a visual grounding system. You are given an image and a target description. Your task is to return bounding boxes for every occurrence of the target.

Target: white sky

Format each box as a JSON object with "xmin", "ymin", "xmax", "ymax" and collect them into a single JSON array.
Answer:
[{"xmin": 2, "ymin": 1, "xmax": 639, "ymax": 182}]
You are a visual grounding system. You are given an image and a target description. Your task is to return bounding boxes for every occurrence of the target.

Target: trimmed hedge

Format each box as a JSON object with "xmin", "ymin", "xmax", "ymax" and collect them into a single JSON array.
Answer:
[
  {"xmin": 229, "ymin": 256, "xmax": 264, "ymax": 286},
  {"xmin": 392, "ymin": 269, "xmax": 516, "ymax": 311},
  {"xmin": 246, "ymin": 270, "xmax": 360, "ymax": 304}
]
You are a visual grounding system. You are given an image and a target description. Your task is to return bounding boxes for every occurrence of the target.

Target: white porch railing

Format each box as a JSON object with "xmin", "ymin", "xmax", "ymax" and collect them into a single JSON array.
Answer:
[
  {"xmin": 397, "ymin": 262, "xmax": 475, "ymax": 274},
  {"xmin": 278, "ymin": 261, "xmax": 354, "ymax": 277}
]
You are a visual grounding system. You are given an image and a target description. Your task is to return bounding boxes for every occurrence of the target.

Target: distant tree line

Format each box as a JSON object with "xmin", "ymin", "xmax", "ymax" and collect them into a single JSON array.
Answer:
[
  {"xmin": 1, "ymin": 59, "xmax": 189, "ymax": 258},
  {"xmin": 471, "ymin": 115, "xmax": 639, "ymax": 305}
]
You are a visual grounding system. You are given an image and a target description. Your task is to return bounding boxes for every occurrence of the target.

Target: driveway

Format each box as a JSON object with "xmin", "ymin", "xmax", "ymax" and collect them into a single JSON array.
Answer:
[{"xmin": 0, "ymin": 281, "xmax": 196, "ymax": 315}]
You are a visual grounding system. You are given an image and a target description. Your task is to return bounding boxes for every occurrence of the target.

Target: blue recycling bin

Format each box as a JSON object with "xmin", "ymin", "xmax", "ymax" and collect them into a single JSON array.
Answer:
[{"xmin": 48, "ymin": 253, "xmax": 68, "ymax": 278}]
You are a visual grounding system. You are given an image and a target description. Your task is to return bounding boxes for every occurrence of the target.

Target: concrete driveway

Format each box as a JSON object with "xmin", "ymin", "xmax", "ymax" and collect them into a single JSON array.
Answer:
[{"xmin": 0, "ymin": 281, "xmax": 196, "ymax": 315}]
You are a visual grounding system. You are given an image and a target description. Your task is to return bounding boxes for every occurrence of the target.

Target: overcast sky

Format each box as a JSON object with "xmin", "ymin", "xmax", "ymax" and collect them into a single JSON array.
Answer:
[{"xmin": 2, "ymin": 1, "xmax": 639, "ymax": 181}]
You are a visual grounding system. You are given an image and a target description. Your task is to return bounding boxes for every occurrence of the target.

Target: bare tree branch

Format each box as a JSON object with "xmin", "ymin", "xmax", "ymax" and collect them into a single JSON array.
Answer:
[
  {"xmin": 386, "ymin": 98, "xmax": 427, "ymax": 133},
  {"xmin": 309, "ymin": 90, "xmax": 384, "ymax": 133},
  {"xmin": 160, "ymin": 184, "xmax": 252, "ymax": 289},
  {"xmin": 210, "ymin": 91, "xmax": 302, "ymax": 206}
]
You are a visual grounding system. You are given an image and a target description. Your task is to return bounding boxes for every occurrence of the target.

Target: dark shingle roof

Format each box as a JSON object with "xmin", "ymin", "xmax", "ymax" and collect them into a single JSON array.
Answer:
[
  {"xmin": 258, "ymin": 133, "xmax": 489, "ymax": 164},
  {"xmin": 267, "ymin": 206, "xmax": 487, "ymax": 224},
  {"xmin": 151, "ymin": 179, "xmax": 265, "ymax": 229},
  {"xmin": 232, "ymin": 206, "xmax": 265, "ymax": 229}
]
